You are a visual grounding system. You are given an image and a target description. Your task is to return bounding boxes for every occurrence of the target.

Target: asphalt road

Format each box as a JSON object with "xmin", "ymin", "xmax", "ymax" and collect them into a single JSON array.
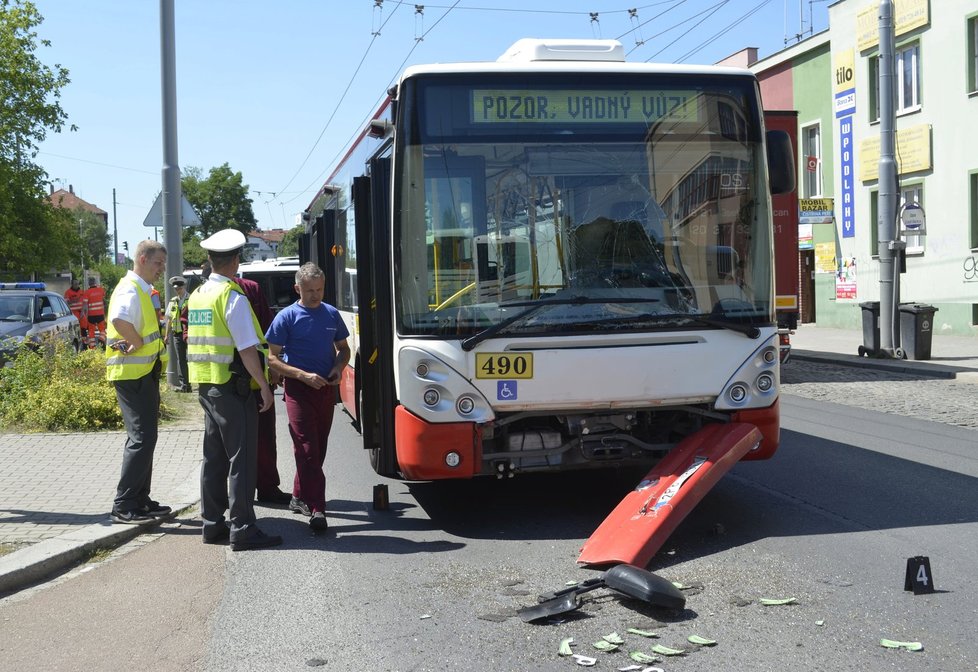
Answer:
[{"xmin": 2, "ymin": 365, "xmax": 977, "ymax": 671}]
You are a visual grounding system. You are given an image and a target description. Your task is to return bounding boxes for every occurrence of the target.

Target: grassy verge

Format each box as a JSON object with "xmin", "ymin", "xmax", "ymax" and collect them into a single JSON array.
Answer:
[{"xmin": 0, "ymin": 341, "xmax": 201, "ymax": 433}]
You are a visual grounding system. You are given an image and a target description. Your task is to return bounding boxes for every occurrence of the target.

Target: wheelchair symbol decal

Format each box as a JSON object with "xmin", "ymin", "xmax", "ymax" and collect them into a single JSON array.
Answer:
[{"xmin": 497, "ymin": 381, "xmax": 517, "ymax": 401}]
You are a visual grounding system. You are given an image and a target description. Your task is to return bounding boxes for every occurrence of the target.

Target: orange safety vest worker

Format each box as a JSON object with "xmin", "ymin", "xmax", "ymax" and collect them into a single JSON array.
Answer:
[
  {"xmin": 64, "ymin": 283, "xmax": 89, "ymax": 347},
  {"xmin": 84, "ymin": 281, "xmax": 107, "ymax": 348}
]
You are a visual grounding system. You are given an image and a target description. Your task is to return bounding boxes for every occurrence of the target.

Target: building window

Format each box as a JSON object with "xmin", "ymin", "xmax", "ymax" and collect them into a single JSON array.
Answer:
[
  {"xmin": 869, "ymin": 185, "xmax": 925, "ymax": 256},
  {"xmin": 970, "ymin": 171, "xmax": 978, "ymax": 249},
  {"xmin": 801, "ymin": 123, "xmax": 822, "ymax": 197},
  {"xmin": 870, "ymin": 42, "xmax": 921, "ymax": 120},
  {"xmin": 969, "ymin": 16, "xmax": 978, "ymax": 94},
  {"xmin": 900, "ymin": 184, "xmax": 925, "ymax": 255}
]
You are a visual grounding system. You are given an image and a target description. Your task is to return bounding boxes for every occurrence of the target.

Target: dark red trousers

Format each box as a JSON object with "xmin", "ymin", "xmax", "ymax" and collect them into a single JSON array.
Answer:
[
  {"xmin": 282, "ymin": 379, "xmax": 336, "ymax": 513},
  {"xmin": 255, "ymin": 394, "xmax": 281, "ymax": 495}
]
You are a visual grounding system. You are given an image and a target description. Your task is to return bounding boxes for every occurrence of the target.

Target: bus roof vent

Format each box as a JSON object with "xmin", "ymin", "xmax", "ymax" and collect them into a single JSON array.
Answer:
[{"xmin": 497, "ymin": 38, "xmax": 625, "ymax": 63}]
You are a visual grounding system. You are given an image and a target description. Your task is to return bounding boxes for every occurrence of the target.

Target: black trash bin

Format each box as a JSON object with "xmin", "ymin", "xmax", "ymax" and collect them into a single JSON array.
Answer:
[
  {"xmin": 899, "ymin": 303, "xmax": 938, "ymax": 360},
  {"xmin": 858, "ymin": 301, "xmax": 880, "ymax": 356}
]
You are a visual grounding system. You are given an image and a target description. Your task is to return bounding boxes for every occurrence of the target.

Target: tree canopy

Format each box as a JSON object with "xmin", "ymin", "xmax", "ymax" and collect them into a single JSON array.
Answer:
[
  {"xmin": 181, "ymin": 163, "xmax": 257, "ymax": 240},
  {"xmin": 278, "ymin": 225, "xmax": 303, "ymax": 257},
  {"xmin": 0, "ymin": 1, "xmax": 76, "ymax": 276}
]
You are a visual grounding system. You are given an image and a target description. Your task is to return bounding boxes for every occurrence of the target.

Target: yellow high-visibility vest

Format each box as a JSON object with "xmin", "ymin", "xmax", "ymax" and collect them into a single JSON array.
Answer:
[
  {"xmin": 187, "ymin": 280, "xmax": 266, "ymax": 386},
  {"xmin": 105, "ymin": 278, "xmax": 168, "ymax": 381}
]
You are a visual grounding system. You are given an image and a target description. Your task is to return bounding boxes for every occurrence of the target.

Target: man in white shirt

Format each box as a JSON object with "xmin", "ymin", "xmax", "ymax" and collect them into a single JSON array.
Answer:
[{"xmin": 106, "ymin": 240, "xmax": 171, "ymax": 524}]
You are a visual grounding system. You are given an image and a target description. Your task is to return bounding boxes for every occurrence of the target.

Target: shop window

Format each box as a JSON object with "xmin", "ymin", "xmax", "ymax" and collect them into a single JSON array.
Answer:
[{"xmin": 801, "ymin": 123, "xmax": 822, "ymax": 198}]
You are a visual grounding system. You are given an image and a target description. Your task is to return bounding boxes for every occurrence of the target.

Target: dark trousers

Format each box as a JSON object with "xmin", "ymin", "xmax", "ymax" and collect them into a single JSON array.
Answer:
[
  {"xmin": 198, "ymin": 381, "xmax": 258, "ymax": 540},
  {"xmin": 256, "ymin": 395, "xmax": 281, "ymax": 495},
  {"xmin": 283, "ymin": 380, "xmax": 335, "ymax": 514},
  {"xmin": 171, "ymin": 336, "xmax": 190, "ymax": 389},
  {"xmin": 113, "ymin": 368, "xmax": 160, "ymax": 513}
]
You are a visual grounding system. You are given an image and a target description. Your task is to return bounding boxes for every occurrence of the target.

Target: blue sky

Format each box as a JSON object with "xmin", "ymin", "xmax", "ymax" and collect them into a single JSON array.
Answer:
[{"xmin": 33, "ymin": 0, "xmax": 829, "ymax": 253}]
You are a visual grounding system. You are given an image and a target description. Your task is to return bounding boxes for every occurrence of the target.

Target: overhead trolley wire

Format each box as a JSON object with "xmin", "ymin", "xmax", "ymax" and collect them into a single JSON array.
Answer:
[
  {"xmin": 281, "ymin": 0, "xmax": 461, "ymax": 208},
  {"xmin": 643, "ymin": 0, "xmax": 729, "ymax": 61},
  {"xmin": 272, "ymin": 2, "xmax": 403, "ymax": 200},
  {"xmin": 673, "ymin": 0, "xmax": 775, "ymax": 63}
]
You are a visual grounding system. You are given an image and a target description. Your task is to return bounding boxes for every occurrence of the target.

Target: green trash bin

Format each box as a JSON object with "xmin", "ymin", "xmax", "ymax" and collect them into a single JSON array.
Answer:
[
  {"xmin": 898, "ymin": 303, "xmax": 938, "ymax": 360},
  {"xmin": 858, "ymin": 301, "xmax": 880, "ymax": 356}
]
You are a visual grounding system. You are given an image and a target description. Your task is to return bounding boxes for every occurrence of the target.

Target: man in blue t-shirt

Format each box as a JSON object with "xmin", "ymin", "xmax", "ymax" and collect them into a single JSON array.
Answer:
[{"xmin": 265, "ymin": 263, "xmax": 351, "ymax": 532}]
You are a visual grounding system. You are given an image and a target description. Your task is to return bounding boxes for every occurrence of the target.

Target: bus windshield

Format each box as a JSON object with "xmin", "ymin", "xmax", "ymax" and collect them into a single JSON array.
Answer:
[{"xmin": 394, "ymin": 73, "xmax": 774, "ymax": 338}]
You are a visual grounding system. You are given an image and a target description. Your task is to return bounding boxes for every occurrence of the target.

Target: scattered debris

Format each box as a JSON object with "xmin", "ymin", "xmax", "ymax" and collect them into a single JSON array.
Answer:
[
  {"xmin": 558, "ymin": 637, "xmax": 575, "ymax": 656},
  {"xmin": 602, "ymin": 632, "xmax": 625, "ymax": 645},
  {"xmin": 626, "ymin": 628, "xmax": 659, "ymax": 638},
  {"xmin": 815, "ymin": 620, "xmax": 825, "ymax": 627},
  {"xmin": 650, "ymin": 643, "xmax": 686, "ymax": 656},
  {"xmin": 759, "ymin": 597, "xmax": 797, "ymax": 606},
  {"xmin": 572, "ymin": 654, "xmax": 597, "ymax": 666},
  {"xmin": 687, "ymin": 635, "xmax": 717, "ymax": 646},
  {"xmin": 593, "ymin": 640, "xmax": 620, "ymax": 652},
  {"xmin": 628, "ymin": 651, "xmax": 660, "ymax": 664},
  {"xmin": 419, "ymin": 614, "xmax": 432, "ymax": 619},
  {"xmin": 880, "ymin": 639, "xmax": 923, "ymax": 652},
  {"xmin": 305, "ymin": 658, "xmax": 327, "ymax": 667}
]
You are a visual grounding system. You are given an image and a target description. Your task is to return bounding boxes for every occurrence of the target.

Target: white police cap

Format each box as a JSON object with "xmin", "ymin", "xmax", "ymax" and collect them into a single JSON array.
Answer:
[{"xmin": 200, "ymin": 228, "xmax": 246, "ymax": 253}]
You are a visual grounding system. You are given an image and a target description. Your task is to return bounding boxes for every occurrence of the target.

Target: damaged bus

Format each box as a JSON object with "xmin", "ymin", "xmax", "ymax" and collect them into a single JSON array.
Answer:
[{"xmin": 301, "ymin": 38, "xmax": 795, "ymax": 496}]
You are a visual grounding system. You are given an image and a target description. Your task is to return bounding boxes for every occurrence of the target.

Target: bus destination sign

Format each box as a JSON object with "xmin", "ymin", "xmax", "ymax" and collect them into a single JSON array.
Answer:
[{"xmin": 472, "ymin": 89, "xmax": 701, "ymax": 124}]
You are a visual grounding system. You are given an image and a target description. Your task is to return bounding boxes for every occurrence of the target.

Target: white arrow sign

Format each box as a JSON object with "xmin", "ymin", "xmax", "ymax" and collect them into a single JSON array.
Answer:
[{"xmin": 142, "ymin": 193, "xmax": 202, "ymax": 228}]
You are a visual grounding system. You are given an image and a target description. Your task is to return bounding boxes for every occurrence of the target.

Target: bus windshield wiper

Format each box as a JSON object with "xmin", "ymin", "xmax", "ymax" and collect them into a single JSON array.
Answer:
[
  {"xmin": 673, "ymin": 313, "xmax": 761, "ymax": 339},
  {"xmin": 460, "ymin": 295, "xmax": 660, "ymax": 351}
]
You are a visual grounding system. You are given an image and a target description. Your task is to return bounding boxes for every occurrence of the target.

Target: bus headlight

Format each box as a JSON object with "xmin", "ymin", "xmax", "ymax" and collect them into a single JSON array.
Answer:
[
  {"xmin": 456, "ymin": 395, "xmax": 475, "ymax": 415},
  {"xmin": 756, "ymin": 373, "xmax": 774, "ymax": 392},
  {"xmin": 728, "ymin": 383, "xmax": 748, "ymax": 403},
  {"xmin": 399, "ymin": 346, "xmax": 495, "ymax": 423},
  {"xmin": 715, "ymin": 336, "xmax": 780, "ymax": 410}
]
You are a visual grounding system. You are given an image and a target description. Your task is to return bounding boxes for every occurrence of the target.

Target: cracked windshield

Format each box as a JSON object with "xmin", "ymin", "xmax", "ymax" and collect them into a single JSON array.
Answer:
[{"xmin": 396, "ymin": 76, "xmax": 773, "ymax": 337}]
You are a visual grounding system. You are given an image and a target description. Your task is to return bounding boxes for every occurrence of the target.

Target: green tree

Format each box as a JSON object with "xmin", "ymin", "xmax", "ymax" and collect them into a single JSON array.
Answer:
[
  {"xmin": 73, "ymin": 207, "xmax": 111, "ymax": 267},
  {"xmin": 278, "ymin": 224, "xmax": 303, "ymax": 257},
  {"xmin": 0, "ymin": 1, "xmax": 76, "ymax": 276},
  {"xmin": 181, "ymin": 163, "xmax": 256, "ymax": 240},
  {"xmin": 181, "ymin": 226, "xmax": 206, "ymax": 268}
]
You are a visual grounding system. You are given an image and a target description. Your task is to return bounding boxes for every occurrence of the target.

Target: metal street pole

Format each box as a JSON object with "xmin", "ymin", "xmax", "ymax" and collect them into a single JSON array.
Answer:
[
  {"xmin": 877, "ymin": 0, "xmax": 900, "ymax": 356},
  {"xmin": 160, "ymin": 0, "xmax": 183, "ymax": 389},
  {"xmin": 112, "ymin": 188, "xmax": 118, "ymax": 265}
]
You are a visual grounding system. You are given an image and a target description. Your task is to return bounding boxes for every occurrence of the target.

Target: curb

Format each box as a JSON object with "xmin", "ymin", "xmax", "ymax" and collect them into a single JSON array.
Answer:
[
  {"xmin": 790, "ymin": 349, "xmax": 968, "ymax": 379},
  {"xmin": 0, "ymin": 461, "xmax": 201, "ymax": 596}
]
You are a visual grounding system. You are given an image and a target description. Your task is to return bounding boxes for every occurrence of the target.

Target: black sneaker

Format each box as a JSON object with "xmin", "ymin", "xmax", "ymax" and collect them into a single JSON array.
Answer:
[
  {"xmin": 230, "ymin": 528, "xmax": 283, "ymax": 552},
  {"xmin": 140, "ymin": 501, "xmax": 173, "ymax": 517},
  {"xmin": 289, "ymin": 497, "xmax": 311, "ymax": 517},
  {"xmin": 110, "ymin": 509, "xmax": 154, "ymax": 524},
  {"xmin": 202, "ymin": 526, "xmax": 230, "ymax": 545},
  {"xmin": 256, "ymin": 489, "xmax": 293, "ymax": 505},
  {"xmin": 309, "ymin": 511, "xmax": 328, "ymax": 532}
]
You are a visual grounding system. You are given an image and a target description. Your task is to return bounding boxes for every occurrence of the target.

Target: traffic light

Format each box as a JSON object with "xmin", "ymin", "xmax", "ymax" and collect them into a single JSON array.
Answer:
[{"xmin": 123, "ymin": 241, "xmax": 129, "ymax": 253}]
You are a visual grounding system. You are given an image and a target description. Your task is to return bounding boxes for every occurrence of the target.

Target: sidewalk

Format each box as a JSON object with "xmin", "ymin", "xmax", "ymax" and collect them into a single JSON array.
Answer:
[
  {"xmin": 789, "ymin": 324, "xmax": 978, "ymax": 381},
  {"xmin": 1, "ymin": 325, "xmax": 975, "ymax": 596},
  {"xmin": 0, "ymin": 426, "xmax": 203, "ymax": 594}
]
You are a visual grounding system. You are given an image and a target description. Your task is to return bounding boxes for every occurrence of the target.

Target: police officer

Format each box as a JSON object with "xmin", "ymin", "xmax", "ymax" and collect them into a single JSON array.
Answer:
[
  {"xmin": 188, "ymin": 229, "xmax": 281, "ymax": 550},
  {"xmin": 164, "ymin": 275, "xmax": 191, "ymax": 392},
  {"xmin": 106, "ymin": 240, "xmax": 171, "ymax": 524}
]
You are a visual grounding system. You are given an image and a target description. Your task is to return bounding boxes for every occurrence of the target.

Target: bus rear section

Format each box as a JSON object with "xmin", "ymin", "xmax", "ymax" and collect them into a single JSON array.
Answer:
[{"xmin": 308, "ymin": 39, "xmax": 793, "ymax": 481}]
